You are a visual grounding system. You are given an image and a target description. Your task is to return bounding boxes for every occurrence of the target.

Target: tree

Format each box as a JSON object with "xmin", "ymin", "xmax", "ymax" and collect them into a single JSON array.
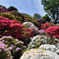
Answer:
[
  {"xmin": 42, "ymin": 0, "xmax": 59, "ymax": 24},
  {"xmin": 8, "ymin": 6, "xmax": 18, "ymax": 11},
  {"xmin": 33, "ymin": 13, "xmax": 41, "ymax": 19},
  {"xmin": 42, "ymin": 14, "xmax": 51, "ymax": 22}
]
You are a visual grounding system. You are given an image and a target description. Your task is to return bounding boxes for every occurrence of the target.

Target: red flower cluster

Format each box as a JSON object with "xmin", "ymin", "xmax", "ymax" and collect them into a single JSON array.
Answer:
[
  {"xmin": 41, "ymin": 22, "xmax": 54, "ymax": 30},
  {"xmin": 0, "ymin": 16, "xmax": 9, "ymax": 20},
  {"xmin": 45, "ymin": 26, "xmax": 59, "ymax": 38},
  {"xmin": 4, "ymin": 11, "xmax": 11, "ymax": 13},
  {"xmin": 21, "ymin": 28, "xmax": 33, "ymax": 38},
  {"xmin": 0, "ymin": 16, "xmax": 32, "ymax": 40}
]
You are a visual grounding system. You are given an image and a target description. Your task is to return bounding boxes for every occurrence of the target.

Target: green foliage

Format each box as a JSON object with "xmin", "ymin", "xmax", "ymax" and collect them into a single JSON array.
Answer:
[
  {"xmin": 23, "ymin": 13, "xmax": 34, "ymax": 21},
  {"xmin": 31, "ymin": 19, "xmax": 46, "ymax": 29},
  {"xmin": 0, "ymin": 52, "xmax": 8, "ymax": 59},
  {"xmin": 42, "ymin": 0, "xmax": 59, "ymax": 24},
  {"xmin": 0, "ymin": 12, "xmax": 16, "ymax": 19},
  {"xmin": 11, "ymin": 11, "xmax": 25, "ymax": 21},
  {"xmin": 42, "ymin": 14, "xmax": 51, "ymax": 22},
  {"xmin": 33, "ymin": 13, "xmax": 41, "ymax": 19},
  {"xmin": 0, "ymin": 12, "xmax": 23, "ymax": 23},
  {"xmin": 8, "ymin": 6, "xmax": 18, "ymax": 11}
]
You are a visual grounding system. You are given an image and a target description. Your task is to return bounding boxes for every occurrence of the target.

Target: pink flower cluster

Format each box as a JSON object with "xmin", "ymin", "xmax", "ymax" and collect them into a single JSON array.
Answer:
[
  {"xmin": 0, "ymin": 42, "xmax": 6, "ymax": 49},
  {"xmin": 45, "ymin": 26, "xmax": 59, "ymax": 38},
  {"xmin": 4, "ymin": 11, "xmax": 11, "ymax": 13},
  {"xmin": 0, "ymin": 7, "xmax": 6, "ymax": 12}
]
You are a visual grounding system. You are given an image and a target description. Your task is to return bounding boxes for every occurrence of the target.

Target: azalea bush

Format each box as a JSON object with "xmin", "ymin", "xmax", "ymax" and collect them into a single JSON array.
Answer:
[
  {"xmin": 0, "ymin": 36, "xmax": 26, "ymax": 59},
  {"xmin": 0, "ymin": 16, "xmax": 32, "ymax": 42},
  {"xmin": 32, "ymin": 19, "xmax": 46, "ymax": 29},
  {"xmin": 0, "ymin": 7, "xmax": 6, "ymax": 12},
  {"xmin": 0, "ymin": 41, "xmax": 13, "ymax": 59},
  {"xmin": 0, "ymin": 13, "xmax": 23, "ymax": 21},
  {"xmin": 41, "ymin": 22, "xmax": 55, "ymax": 30},
  {"xmin": 0, "ymin": 17, "xmax": 23, "ymax": 38},
  {"xmin": 28, "ymin": 35, "xmax": 59, "ymax": 49},
  {"xmin": 46, "ymin": 26, "xmax": 59, "ymax": 38}
]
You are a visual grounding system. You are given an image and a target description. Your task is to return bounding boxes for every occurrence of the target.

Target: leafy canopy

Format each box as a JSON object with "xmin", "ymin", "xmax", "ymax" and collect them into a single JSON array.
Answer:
[{"xmin": 42, "ymin": 0, "xmax": 59, "ymax": 24}]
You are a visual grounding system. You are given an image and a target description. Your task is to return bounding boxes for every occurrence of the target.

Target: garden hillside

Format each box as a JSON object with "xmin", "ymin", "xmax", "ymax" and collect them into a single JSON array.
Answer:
[{"xmin": 0, "ymin": 4, "xmax": 59, "ymax": 59}]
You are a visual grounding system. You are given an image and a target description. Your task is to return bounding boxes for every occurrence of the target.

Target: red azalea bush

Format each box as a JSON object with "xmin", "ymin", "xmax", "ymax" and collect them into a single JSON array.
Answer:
[
  {"xmin": 0, "ymin": 16, "xmax": 9, "ymax": 20},
  {"xmin": 41, "ymin": 22, "xmax": 55, "ymax": 30},
  {"xmin": 0, "ymin": 17, "xmax": 22, "ymax": 37},
  {"xmin": 0, "ymin": 16, "xmax": 32, "ymax": 41},
  {"xmin": 21, "ymin": 28, "xmax": 33, "ymax": 38},
  {"xmin": 45, "ymin": 26, "xmax": 59, "ymax": 38}
]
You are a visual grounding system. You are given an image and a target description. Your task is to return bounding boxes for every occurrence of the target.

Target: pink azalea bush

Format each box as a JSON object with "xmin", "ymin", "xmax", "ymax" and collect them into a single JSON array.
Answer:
[
  {"xmin": 4, "ymin": 11, "xmax": 12, "ymax": 13},
  {"xmin": 0, "ymin": 36, "xmax": 26, "ymax": 59},
  {"xmin": 0, "ymin": 41, "xmax": 13, "ymax": 59},
  {"xmin": 0, "ymin": 7, "xmax": 6, "ymax": 12}
]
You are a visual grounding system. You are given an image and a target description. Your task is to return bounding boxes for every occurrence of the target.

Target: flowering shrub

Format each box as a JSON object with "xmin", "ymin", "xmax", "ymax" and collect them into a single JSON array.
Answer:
[
  {"xmin": 0, "ymin": 16, "xmax": 9, "ymax": 20},
  {"xmin": 0, "ymin": 36, "xmax": 26, "ymax": 59},
  {"xmin": 28, "ymin": 35, "xmax": 59, "ymax": 49},
  {"xmin": 0, "ymin": 17, "xmax": 22, "ymax": 38},
  {"xmin": 45, "ymin": 26, "xmax": 59, "ymax": 38},
  {"xmin": 0, "ymin": 16, "xmax": 33, "ymax": 42},
  {"xmin": 38, "ymin": 29, "xmax": 46, "ymax": 35},
  {"xmin": 41, "ymin": 22, "xmax": 55, "ymax": 30},
  {"xmin": 32, "ymin": 19, "xmax": 46, "ymax": 29},
  {"xmin": 0, "ymin": 41, "xmax": 13, "ymax": 59},
  {"xmin": 0, "ymin": 7, "xmax": 6, "ymax": 12},
  {"xmin": 5, "ymin": 11, "xmax": 12, "ymax": 13},
  {"xmin": 0, "ymin": 13, "xmax": 23, "ymax": 22},
  {"xmin": 22, "ymin": 28, "xmax": 33, "ymax": 38}
]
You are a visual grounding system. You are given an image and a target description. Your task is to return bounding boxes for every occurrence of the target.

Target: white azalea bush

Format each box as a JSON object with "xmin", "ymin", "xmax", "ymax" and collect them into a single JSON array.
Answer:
[
  {"xmin": 28, "ymin": 35, "xmax": 59, "ymax": 49},
  {"xmin": 20, "ymin": 49, "xmax": 59, "ymax": 59}
]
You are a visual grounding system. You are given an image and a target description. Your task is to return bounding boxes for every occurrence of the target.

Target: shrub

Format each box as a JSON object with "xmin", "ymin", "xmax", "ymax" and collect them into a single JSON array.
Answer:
[
  {"xmin": 41, "ymin": 22, "xmax": 55, "ymax": 29},
  {"xmin": 0, "ymin": 16, "xmax": 32, "ymax": 44},
  {"xmin": 11, "ymin": 11, "xmax": 25, "ymax": 23},
  {"xmin": 28, "ymin": 35, "xmax": 59, "ymax": 49},
  {"xmin": 32, "ymin": 19, "xmax": 46, "ymax": 29},
  {"xmin": 0, "ymin": 17, "xmax": 22, "ymax": 38},
  {"xmin": 0, "ymin": 13, "xmax": 23, "ymax": 22},
  {"xmin": 0, "ymin": 36, "xmax": 26, "ymax": 59},
  {"xmin": 45, "ymin": 26, "xmax": 59, "ymax": 38},
  {"xmin": 0, "ymin": 5, "xmax": 6, "ymax": 12},
  {"xmin": 0, "ymin": 41, "xmax": 13, "ymax": 59}
]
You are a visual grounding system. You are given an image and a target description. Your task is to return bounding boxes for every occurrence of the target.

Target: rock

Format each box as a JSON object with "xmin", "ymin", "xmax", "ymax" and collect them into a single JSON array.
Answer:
[
  {"xmin": 20, "ymin": 49, "xmax": 59, "ymax": 59},
  {"xmin": 23, "ymin": 22, "xmax": 38, "ymax": 28},
  {"xmin": 23, "ymin": 22, "xmax": 40, "ymax": 35}
]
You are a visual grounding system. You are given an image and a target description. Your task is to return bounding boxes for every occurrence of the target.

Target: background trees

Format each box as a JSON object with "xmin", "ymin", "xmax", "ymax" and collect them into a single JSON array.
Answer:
[
  {"xmin": 33, "ymin": 13, "xmax": 41, "ymax": 19},
  {"xmin": 7, "ymin": 6, "xmax": 18, "ymax": 11},
  {"xmin": 42, "ymin": 0, "xmax": 59, "ymax": 24}
]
